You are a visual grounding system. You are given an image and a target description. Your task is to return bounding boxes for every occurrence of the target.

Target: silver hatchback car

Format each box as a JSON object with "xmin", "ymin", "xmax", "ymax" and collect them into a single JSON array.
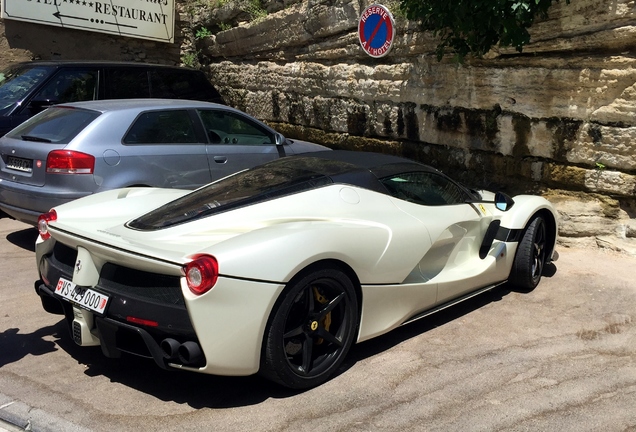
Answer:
[{"xmin": 0, "ymin": 99, "xmax": 328, "ymax": 225}]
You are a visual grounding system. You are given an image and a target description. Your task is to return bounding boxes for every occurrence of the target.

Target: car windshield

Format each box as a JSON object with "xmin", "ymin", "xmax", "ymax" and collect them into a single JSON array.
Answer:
[
  {"xmin": 0, "ymin": 65, "xmax": 54, "ymax": 115},
  {"xmin": 128, "ymin": 156, "xmax": 358, "ymax": 230},
  {"xmin": 7, "ymin": 106, "xmax": 100, "ymax": 144}
]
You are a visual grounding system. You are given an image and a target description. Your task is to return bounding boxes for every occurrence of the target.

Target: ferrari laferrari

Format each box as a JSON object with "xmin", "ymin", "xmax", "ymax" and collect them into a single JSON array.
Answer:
[{"xmin": 34, "ymin": 151, "xmax": 558, "ymax": 389}]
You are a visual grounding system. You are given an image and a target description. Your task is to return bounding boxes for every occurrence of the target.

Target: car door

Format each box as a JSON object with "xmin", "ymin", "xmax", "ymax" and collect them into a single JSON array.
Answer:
[
  {"xmin": 381, "ymin": 171, "xmax": 498, "ymax": 304},
  {"xmin": 119, "ymin": 109, "xmax": 213, "ymax": 189},
  {"xmin": 197, "ymin": 108, "xmax": 286, "ymax": 180}
]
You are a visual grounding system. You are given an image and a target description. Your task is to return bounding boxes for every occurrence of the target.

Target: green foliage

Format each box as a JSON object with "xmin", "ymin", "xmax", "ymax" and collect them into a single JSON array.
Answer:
[
  {"xmin": 218, "ymin": 22, "xmax": 232, "ymax": 31},
  {"xmin": 398, "ymin": 0, "xmax": 570, "ymax": 60},
  {"xmin": 195, "ymin": 27, "xmax": 213, "ymax": 39},
  {"xmin": 181, "ymin": 50, "xmax": 200, "ymax": 68},
  {"xmin": 243, "ymin": 0, "xmax": 267, "ymax": 21}
]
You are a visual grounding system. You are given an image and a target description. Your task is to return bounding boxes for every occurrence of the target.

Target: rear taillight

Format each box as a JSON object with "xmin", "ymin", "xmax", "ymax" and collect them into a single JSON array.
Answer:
[
  {"xmin": 184, "ymin": 255, "xmax": 219, "ymax": 295},
  {"xmin": 46, "ymin": 150, "xmax": 95, "ymax": 174},
  {"xmin": 37, "ymin": 209, "xmax": 57, "ymax": 240}
]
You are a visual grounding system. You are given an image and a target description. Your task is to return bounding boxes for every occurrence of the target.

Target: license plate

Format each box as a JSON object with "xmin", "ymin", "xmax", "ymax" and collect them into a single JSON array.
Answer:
[
  {"xmin": 6, "ymin": 156, "xmax": 33, "ymax": 173},
  {"xmin": 55, "ymin": 277, "xmax": 109, "ymax": 315}
]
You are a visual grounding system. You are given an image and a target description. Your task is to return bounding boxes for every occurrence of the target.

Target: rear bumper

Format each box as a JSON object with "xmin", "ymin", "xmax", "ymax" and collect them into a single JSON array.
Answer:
[
  {"xmin": 35, "ymin": 279, "xmax": 206, "ymax": 369},
  {"xmin": 0, "ymin": 180, "xmax": 89, "ymax": 225},
  {"xmin": 36, "ymin": 236, "xmax": 287, "ymax": 376}
]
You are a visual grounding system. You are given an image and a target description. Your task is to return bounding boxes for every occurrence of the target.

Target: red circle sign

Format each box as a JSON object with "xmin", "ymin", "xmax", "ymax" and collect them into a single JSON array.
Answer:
[{"xmin": 358, "ymin": 4, "xmax": 396, "ymax": 58}]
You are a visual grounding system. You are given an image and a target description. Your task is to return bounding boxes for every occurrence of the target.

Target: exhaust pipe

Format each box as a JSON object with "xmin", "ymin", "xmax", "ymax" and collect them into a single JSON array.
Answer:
[
  {"xmin": 178, "ymin": 341, "xmax": 203, "ymax": 365},
  {"xmin": 160, "ymin": 338, "xmax": 181, "ymax": 360}
]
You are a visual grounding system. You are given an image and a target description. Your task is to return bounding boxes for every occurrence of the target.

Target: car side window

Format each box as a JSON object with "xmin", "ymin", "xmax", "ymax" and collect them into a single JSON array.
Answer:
[
  {"xmin": 33, "ymin": 69, "xmax": 98, "ymax": 103},
  {"xmin": 150, "ymin": 70, "xmax": 221, "ymax": 103},
  {"xmin": 381, "ymin": 172, "xmax": 470, "ymax": 206},
  {"xmin": 123, "ymin": 110, "xmax": 198, "ymax": 144},
  {"xmin": 197, "ymin": 109, "xmax": 274, "ymax": 145},
  {"xmin": 104, "ymin": 69, "xmax": 150, "ymax": 99}
]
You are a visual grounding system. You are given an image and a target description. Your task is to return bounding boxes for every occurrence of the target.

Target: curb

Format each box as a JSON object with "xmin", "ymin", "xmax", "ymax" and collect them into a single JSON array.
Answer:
[{"xmin": 0, "ymin": 396, "xmax": 90, "ymax": 432}]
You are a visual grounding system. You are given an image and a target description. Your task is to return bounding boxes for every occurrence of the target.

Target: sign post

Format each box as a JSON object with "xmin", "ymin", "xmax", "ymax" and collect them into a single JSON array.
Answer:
[
  {"xmin": 1, "ymin": 0, "xmax": 175, "ymax": 43},
  {"xmin": 358, "ymin": 4, "xmax": 396, "ymax": 58}
]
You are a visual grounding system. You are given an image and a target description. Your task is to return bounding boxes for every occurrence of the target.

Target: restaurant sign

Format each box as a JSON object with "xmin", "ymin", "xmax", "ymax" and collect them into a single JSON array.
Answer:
[{"xmin": 1, "ymin": 0, "xmax": 175, "ymax": 43}]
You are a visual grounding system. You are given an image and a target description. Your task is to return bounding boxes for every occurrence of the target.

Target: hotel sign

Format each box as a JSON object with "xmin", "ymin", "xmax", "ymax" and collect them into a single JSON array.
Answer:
[{"xmin": 1, "ymin": 0, "xmax": 175, "ymax": 43}]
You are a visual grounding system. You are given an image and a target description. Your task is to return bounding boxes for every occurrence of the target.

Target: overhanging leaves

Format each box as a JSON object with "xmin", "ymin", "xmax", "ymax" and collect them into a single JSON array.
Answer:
[{"xmin": 399, "ymin": 0, "xmax": 570, "ymax": 60}]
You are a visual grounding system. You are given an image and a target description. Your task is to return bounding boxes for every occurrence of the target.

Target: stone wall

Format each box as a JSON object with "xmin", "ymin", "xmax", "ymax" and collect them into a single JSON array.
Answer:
[
  {"xmin": 1, "ymin": 1, "xmax": 636, "ymax": 253},
  {"xmin": 184, "ymin": 0, "xmax": 636, "ymax": 253}
]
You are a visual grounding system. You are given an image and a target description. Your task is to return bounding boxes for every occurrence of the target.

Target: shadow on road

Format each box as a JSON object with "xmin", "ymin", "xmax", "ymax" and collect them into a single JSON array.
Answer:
[
  {"xmin": 6, "ymin": 227, "xmax": 38, "ymax": 253},
  {"xmin": 19, "ymin": 264, "xmax": 558, "ymax": 410},
  {"xmin": 51, "ymin": 322, "xmax": 300, "ymax": 408},
  {"xmin": 0, "ymin": 324, "xmax": 59, "ymax": 367},
  {"xmin": 46, "ymin": 281, "xmax": 553, "ymax": 409},
  {"xmin": 346, "ymin": 285, "xmax": 511, "ymax": 365}
]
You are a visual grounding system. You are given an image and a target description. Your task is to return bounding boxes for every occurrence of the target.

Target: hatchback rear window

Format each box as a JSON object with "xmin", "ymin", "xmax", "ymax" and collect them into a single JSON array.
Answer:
[{"xmin": 7, "ymin": 107, "xmax": 100, "ymax": 144}]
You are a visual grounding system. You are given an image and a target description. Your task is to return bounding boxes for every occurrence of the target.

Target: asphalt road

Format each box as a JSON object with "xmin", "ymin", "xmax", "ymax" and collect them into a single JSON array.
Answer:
[{"xmin": 1, "ymin": 217, "xmax": 635, "ymax": 432}]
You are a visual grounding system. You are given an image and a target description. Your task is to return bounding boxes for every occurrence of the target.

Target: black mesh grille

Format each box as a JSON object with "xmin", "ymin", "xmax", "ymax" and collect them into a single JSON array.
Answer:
[
  {"xmin": 52, "ymin": 241, "xmax": 78, "ymax": 274},
  {"xmin": 97, "ymin": 263, "xmax": 184, "ymax": 306}
]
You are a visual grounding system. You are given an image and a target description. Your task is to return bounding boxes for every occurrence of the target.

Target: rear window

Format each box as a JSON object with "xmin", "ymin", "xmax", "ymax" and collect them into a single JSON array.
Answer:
[
  {"xmin": 7, "ymin": 107, "xmax": 100, "ymax": 144},
  {"xmin": 127, "ymin": 156, "xmax": 356, "ymax": 230}
]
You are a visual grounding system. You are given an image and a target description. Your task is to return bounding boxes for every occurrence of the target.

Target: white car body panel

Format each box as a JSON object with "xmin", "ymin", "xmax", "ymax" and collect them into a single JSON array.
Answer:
[
  {"xmin": 179, "ymin": 277, "xmax": 284, "ymax": 375},
  {"xmin": 34, "ymin": 152, "xmax": 559, "ymax": 380}
]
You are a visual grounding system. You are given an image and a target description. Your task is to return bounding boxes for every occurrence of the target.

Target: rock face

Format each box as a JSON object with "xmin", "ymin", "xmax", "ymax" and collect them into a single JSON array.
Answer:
[
  {"xmin": 183, "ymin": 0, "xmax": 636, "ymax": 253},
  {"xmin": 1, "ymin": 0, "xmax": 635, "ymax": 253}
]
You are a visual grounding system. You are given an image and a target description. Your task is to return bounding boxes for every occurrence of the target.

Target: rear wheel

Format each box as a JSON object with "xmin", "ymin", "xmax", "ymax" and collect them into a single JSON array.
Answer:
[
  {"xmin": 509, "ymin": 215, "xmax": 547, "ymax": 291},
  {"xmin": 261, "ymin": 267, "xmax": 358, "ymax": 389}
]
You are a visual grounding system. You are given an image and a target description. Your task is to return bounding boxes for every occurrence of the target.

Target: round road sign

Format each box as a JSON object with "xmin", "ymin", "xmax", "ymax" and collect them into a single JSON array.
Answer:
[{"xmin": 358, "ymin": 4, "xmax": 396, "ymax": 58}]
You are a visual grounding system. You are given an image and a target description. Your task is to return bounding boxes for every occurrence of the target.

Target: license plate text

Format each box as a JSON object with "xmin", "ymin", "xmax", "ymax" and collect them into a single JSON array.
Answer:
[{"xmin": 55, "ymin": 278, "xmax": 109, "ymax": 315}]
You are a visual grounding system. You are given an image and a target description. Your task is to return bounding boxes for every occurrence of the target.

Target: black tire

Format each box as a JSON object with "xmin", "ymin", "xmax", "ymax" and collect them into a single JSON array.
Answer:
[
  {"xmin": 509, "ymin": 215, "xmax": 547, "ymax": 291},
  {"xmin": 260, "ymin": 267, "xmax": 359, "ymax": 389}
]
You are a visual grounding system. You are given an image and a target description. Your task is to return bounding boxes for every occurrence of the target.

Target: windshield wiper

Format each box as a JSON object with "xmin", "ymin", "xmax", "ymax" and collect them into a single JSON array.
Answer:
[{"xmin": 21, "ymin": 135, "xmax": 52, "ymax": 143}]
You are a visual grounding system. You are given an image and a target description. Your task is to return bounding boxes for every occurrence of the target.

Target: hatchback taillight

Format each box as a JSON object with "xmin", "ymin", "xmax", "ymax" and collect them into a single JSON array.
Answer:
[
  {"xmin": 46, "ymin": 150, "xmax": 95, "ymax": 174},
  {"xmin": 37, "ymin": 209, "xmax": 57, "ymax": 240},
  {"xmin": 184, "ymin": 255, "xmax": 219, "ymax": 295}
]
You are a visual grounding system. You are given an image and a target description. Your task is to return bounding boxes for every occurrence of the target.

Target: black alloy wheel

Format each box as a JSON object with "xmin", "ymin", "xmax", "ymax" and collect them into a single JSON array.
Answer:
[
  {"xmin": 510, "ymin": 215, "xmax": 547, "ymax": 291},
  {"xmin": 261, "ymin": 267, "xmax": 358, "ymax": 389}
]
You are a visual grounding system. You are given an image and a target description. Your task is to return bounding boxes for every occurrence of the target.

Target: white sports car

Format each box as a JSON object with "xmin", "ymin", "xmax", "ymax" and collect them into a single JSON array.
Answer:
[{"xmin": 34, "ymin": 151, "xmax": 558, "ymax": 389}]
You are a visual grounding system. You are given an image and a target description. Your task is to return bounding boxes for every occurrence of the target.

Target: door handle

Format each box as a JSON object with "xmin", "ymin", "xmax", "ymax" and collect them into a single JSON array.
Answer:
[{"xmin": 213, "ymin": 156, "xmax": 227, "ymax": 164}]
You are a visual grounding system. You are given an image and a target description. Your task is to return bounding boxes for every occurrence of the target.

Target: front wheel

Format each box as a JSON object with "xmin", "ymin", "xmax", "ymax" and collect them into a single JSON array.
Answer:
[
  {"xmin": 261, "ymin": 267, "xmax": 359, "ymax": 389},
  {"xmin": 509, "ymin": 215, "xmax": 547, "ymax": 291}
]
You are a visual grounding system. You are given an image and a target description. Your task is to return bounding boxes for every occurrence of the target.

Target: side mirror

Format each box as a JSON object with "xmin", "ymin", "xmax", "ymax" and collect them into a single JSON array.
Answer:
[
  {"xmin": 495, "ymin": 192, "xmax": 514, "ymax": 211},
  {"xmin": 274, "ymin": 133, "xmax": 286, "ymax": 146}
]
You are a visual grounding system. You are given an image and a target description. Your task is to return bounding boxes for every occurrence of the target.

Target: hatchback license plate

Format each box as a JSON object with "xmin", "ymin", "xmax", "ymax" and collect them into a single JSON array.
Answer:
[
  {"xmin": 6, "ymin": 156, "xmax": 33, "ymax": 173},
  {"xmin": 55, "ymin": 277, "xmax": 109, "ymax": 315}
]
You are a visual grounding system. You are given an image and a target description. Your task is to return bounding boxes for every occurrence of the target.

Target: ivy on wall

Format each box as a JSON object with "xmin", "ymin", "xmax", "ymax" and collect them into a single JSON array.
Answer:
[{"xmin": 398, "ymin": 0, "xmax": 570, "ymax": 60}]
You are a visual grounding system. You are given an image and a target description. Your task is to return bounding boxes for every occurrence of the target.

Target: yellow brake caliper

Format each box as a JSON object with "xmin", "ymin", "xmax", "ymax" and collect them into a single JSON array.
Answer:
[{"xmin": 312, "ymin": 286, "xmax": 331, "ymax": 345}]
